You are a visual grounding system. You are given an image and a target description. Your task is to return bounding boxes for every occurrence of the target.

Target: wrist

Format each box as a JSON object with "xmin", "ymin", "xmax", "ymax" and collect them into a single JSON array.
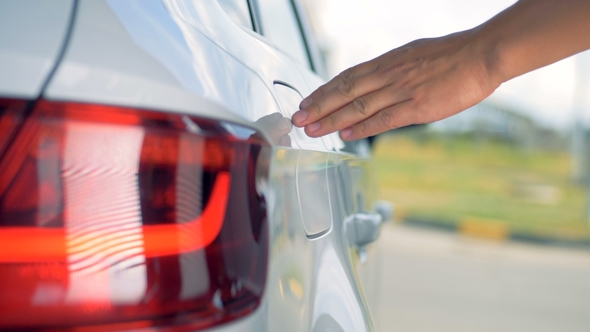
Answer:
[{"xmin": 470, "ymin": 24, "xmax": 508, "ymax": 89}]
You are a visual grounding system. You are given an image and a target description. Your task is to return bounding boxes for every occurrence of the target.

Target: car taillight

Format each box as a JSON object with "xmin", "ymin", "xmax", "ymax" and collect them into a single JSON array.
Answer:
[
  {"xmin": 0, "ymin": 99, "xmax": 270, "ymax": 331},
  {"xmin": 0, "ymin": 98, "xmax": 28, "ymax": 157}
]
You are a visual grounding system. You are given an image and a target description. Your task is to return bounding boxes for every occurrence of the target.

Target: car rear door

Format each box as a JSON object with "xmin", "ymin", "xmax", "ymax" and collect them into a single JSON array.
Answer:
[
  {"xmin": 283, "ymin": 1, "xmax": 385, "ymax": 330},
  {"xmin": 252, "ymin": 0, "xmax": 383, "ymax": 330},
  {"xmin": 156, "ymin": 1, "xmax": 349, "ymax": 330}
]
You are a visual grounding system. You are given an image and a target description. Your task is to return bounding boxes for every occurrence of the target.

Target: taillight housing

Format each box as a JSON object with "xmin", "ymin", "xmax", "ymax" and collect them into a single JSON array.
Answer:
[
  {"xmin": 0, "ymin": 100, "xmax": 270, "ymax": 330},
  {"xmin": 0, "ymin": 98, "xmax": 28, "ymax": 157}
]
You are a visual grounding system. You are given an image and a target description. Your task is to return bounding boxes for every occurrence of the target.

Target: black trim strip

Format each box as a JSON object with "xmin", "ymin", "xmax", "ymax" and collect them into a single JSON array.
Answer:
[
  {"xmin": 0, "ymin": 0, "xmax": 79, "ymax": 161},
  {"xmin": 289, "ymin": 0, "xmax": 316, "ymax": 73},
  {"xmin": 306, "ymin": 226, "xmax": 331, "ymax": 240},
  {"xmin": 39, "ymin": 0, "xmax": 79, "ymax": 97},
  {"xmin": 248, "ymin": 0, "xmax": 264, "ymax": 35}
]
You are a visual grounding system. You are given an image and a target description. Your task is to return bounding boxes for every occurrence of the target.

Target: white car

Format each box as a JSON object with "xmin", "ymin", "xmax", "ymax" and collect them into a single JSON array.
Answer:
[{"xmin": 0, "ymin": 0, "xmax": 388, "ymax": 330}]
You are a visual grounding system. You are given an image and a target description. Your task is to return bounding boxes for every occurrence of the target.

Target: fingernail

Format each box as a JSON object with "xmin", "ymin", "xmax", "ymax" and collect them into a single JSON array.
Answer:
[
  {"xmin": 292, "ymin": 110, "xmax": 308, "ymax": 124},
  {"xmin": 307, "ymin": 122, "xmax": 320, "ymax": 132},
  {"xmin": 340, "ymin": 129, "xmax": 352, "ymax": 139},
  {"xmin": 300, "ymin": 97, "xmax": 312, "ymax": 109}
]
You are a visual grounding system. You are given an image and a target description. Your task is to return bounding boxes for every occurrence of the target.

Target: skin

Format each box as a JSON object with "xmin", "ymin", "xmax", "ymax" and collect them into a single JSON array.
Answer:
[{"xmin": 292, "ymin": 0, "xmax": 590, "ymax": 141}]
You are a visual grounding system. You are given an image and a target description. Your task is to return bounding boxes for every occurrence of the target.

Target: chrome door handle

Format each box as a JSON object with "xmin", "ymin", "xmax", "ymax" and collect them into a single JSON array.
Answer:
[
  {"xmin": 373, "ymin": 200, "xmax": 394, "ymax": 223},
  {"xmin": 346, "ymin": 212, "xmax": 382, "ymax": 248}
]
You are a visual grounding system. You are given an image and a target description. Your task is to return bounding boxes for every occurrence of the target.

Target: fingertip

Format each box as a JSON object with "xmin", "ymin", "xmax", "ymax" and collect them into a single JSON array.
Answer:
[
  {"xmin": 304, "ymin": 127, "xmax": 319, "ymax": 138},
  {"xmin": 292, "ymin": 110, "xmax": 308, "ymax": 126},
  {"xmin": 307, "ymin": 122, "xmax": 320, "ymax": 133},
  {"xmin": 340, "ymin": 128, "xmax": 352, "ymax": 140}
]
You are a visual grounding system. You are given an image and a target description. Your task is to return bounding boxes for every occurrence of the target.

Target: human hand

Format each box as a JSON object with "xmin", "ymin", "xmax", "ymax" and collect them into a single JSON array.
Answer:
[{"xmin": 292, "ymin": 30, "xmax": 501, "ymax": 140}]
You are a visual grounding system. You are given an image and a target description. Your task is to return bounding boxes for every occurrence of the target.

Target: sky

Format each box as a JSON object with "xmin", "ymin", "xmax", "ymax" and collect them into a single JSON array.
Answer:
[{"xmin": 303, "ymin": 0, "xmax": 590, "ymax": 131}]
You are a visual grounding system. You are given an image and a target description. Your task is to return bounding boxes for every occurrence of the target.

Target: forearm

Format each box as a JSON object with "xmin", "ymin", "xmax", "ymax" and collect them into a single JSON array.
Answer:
[{"xmin": 477, "ymin": 0, "xmax": 590, "ymax": 85}]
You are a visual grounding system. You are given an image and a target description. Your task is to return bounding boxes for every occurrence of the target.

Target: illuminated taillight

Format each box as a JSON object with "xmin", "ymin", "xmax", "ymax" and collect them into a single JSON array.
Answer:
[{"xmin": 0, "ymin": 100, "xmax": 270, "ymax": 330}]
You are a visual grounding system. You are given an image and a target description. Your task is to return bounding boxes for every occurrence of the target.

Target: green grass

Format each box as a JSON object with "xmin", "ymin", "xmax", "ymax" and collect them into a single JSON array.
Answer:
[{"xmin": 374, "ymin": 133, "xmax": 590, "ymax": 240}]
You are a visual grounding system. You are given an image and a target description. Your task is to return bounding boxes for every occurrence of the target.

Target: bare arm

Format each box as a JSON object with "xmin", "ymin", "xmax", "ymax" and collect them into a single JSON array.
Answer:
[{"xmin": 292, "ymin": 0, "xmax": 590, "ymax": 140}]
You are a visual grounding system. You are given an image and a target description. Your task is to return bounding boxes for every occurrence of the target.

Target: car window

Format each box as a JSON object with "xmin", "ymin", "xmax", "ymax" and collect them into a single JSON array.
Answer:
[
  {"xmin": 256, "ymin": 0, "xmax": 311, "ymax": 70},
  {"xmin": 217, "ymin": 0, "xmax": 253, "ymax": 30}
]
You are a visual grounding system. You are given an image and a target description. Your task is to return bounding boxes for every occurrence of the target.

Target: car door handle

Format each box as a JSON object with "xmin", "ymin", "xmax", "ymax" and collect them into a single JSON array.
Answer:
[
  {"xmin": 373, "ymin": 200, "xmax": 394, "ymax": 224},
  {"xmin": 346, "ymin": 212, "xmax": 382, "ymax": 248}
]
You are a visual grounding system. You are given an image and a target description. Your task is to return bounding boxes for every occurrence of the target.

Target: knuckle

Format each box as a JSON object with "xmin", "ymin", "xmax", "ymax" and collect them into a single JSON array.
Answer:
[
  {"xmin": 358, "ymin": 121, "xmax": 369, "ymax": 135},
  {"xmin": 337, "ymin": 70, "xmax": 356, "ymax": 97},
  {"xmin": 340, "ymin": 68, "xmax": 354, "ymax": 80},
  {"xmin": 308, "ymin": 102, "xmax": 322, "ymax": 116},
  {"xmin": 371, "ymin": 62, "xmax": 381, "ymax": 74},
  {"xmin": 327, "ymin": 113, "xmax": 340, "ymax": 129},
  {"xmin": 378, "ymin": 110, "xmax": 396, "ymax": 129},
  {"xmin": 351, "ymin": 98, "xmax": 368, "ymax": 116},
  {"xmin": 312, "ymin": 86, "xmax": 326, "ymax": 99}
]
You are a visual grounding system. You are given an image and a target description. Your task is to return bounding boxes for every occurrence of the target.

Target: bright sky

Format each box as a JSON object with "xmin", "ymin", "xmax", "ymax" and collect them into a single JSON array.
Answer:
[{"xmin": 304, "ymin": 0, "xmax": 590, "ymax": 130}]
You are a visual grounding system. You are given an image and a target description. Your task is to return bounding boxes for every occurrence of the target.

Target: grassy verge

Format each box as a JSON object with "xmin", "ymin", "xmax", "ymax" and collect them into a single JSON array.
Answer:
[{"xmin": 373, "ymin": 132, "xmax": 590, "ymax": 240}]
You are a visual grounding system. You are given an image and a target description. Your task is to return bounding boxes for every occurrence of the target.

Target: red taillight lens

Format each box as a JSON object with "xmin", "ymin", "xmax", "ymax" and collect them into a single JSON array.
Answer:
[
  {"xmin": 0, "ymin": 98, "xmax": 28, "ymax": 156},
  {"xmin": 0, "ymin": 100, "xmax": 270, "ymax": 330}
]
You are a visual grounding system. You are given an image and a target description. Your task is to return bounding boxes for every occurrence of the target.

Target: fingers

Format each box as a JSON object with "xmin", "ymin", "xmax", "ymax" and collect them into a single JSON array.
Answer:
[
  {"xmin": 307, "ymin": 60, "xmax": 379, "ymax": 104},
  {"xmin": 293, "ymin": 62, "xmax": 382, "ymax": 127},
  {"xmin": 302, "ymin": 85, "xmax": 411, "ymax": 137},
  {"xmin": 288, "ymin": 30, "xmax": 502, "ymax": 142},
  {"xmin": 339, "ymin": 100, "xmax": 417, "ymax": 141}
]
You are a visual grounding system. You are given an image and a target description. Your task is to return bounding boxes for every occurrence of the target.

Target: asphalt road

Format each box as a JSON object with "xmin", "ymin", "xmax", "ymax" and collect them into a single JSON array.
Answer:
[{"xmin": 375, "ymin": 223, "xmax": 590, "ymax": 332}]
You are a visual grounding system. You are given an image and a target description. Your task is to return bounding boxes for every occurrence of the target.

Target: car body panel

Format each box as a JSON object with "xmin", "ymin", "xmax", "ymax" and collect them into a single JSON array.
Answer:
[
  {"xmin": 1, "ymin": 0, "xmax": 382, "ymax": 330},
  {"xmin": 45, "ymin": 0, "xmax": 269, "ymax": 126},
  {"xmin": 327, "ymin": 151, "xmax": 381, "ymax": 331},
  {"xmin": 0, "ymin": 0, "xmax": 74, "ymax": 99}
]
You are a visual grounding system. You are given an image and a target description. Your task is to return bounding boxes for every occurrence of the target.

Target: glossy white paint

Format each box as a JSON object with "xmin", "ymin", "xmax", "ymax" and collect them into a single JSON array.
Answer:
[
  {"xmin": 45, "ymin": 0, "xmax": 262, "ymax": 126},
  {"xmin": 3, "ymin": 0, "xmax": 382, "ymax": 330},
  {"xmin": 0, "ymin": 0, "xmax": 74, "ymax": 99},
  {"xmin": 273, "ymin": 83, "xmax": 333, "ymax": 238}
]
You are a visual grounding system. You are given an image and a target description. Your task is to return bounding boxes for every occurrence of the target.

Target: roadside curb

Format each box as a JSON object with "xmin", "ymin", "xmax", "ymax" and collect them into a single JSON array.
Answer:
[{"xmin": 397, "ymin": 216, "xmax": 590, "ymax": 251}]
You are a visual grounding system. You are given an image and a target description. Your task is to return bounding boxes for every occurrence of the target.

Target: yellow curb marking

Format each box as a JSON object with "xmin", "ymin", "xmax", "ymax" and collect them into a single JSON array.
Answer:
[
  {"xmin": 459, "ymin": 217, "xmax": 509, "ymax": 241},
  {"xmin": 394, "ymin": 206, "xmax": 407, "ymax": 223}
]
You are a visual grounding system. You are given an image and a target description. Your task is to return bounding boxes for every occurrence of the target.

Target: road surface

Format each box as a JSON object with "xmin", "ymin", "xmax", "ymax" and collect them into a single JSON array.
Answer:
[{"xmin": 375, "ymin": 223, "xmax": 590, "ymax": 332}]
